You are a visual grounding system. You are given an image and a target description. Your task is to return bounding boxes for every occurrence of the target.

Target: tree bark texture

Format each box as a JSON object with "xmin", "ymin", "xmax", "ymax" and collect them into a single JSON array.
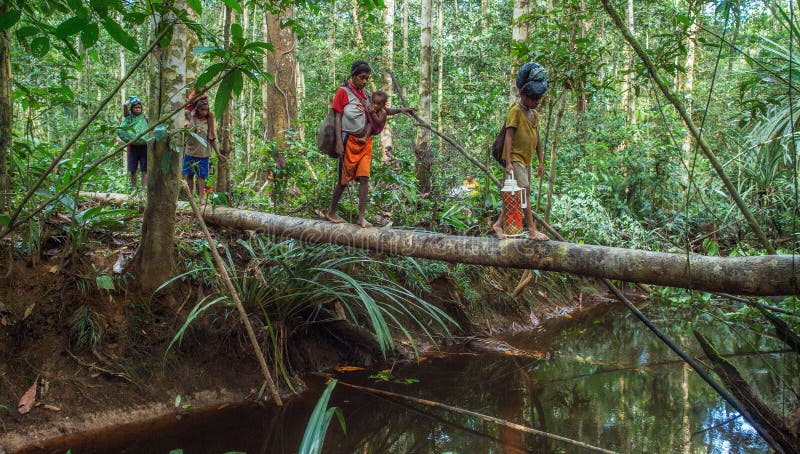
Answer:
[
  {"xmin": 0, "ymin": 3, "xmax": 12, "ymax": 211},
  {"xmin": 416, "ymin": 0, "xmax": 434, "ymax": 194},
  {"xmin": 88, "ymin": 193, "xmax": 799, "ymax": 296},
  {"xmin": 136, "ymin": 3, "xmax": 189, "ymax": 292},
  {"xmin": 266, "ymin": 8, "xmax": 298, "ymax": 169}
]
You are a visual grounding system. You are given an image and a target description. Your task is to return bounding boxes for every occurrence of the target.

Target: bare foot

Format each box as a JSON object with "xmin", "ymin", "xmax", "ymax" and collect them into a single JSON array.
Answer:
[
  {"xmin": 492, "ymin": 223, "xmax": 506, "ymax": 240},
  {"xmin": 325, "ymin": 212, "xmax": 346, "ymax": 224},
  {"xmin": 357, "ymin": 217, "xmax": 372, "ymax": 228},
  {"xmin": 528, "ymin": 230, "xmax": 549, "ymax": 241}
]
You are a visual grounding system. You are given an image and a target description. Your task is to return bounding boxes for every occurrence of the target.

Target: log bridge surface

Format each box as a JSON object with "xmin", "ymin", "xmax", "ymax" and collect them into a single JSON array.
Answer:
[{"xmin": 89, "ymin": 192, "xmax": 799, "ymax": 296}]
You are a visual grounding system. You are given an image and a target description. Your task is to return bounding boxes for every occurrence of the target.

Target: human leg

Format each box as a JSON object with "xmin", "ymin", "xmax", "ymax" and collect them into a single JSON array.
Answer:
[
  {"xmin": 356, "ymin": 176, "xmax": 371, "ymax": 228},
  {"xmin": 325, "ymin": 183, "xmax": 347, "ymax": 223},
  {"xmin": 492, "ymin": 210, "xmax": 505, "ymax": 239}
]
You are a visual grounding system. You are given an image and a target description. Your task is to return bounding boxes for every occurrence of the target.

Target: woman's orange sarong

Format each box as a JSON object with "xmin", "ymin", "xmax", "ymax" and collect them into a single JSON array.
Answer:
[{"xmin": 340, "ymin": 135, "xmax": 373, "ymax": 185}]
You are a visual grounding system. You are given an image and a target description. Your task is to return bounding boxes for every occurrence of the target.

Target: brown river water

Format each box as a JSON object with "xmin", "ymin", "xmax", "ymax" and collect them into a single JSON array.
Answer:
[{"xmin": 19, "ymin": 303, "xmax": 794, "ymax": 453}]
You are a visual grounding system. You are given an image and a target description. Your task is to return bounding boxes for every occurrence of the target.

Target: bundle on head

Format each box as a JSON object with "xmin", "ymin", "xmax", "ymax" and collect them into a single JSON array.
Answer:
[
  {"xmin": 516, "ymin": 62, "xmax": 548, "ymax": 99},
  {"xmin": 128, "ymin": 96, "xmax": 142, "ymax": 107}
]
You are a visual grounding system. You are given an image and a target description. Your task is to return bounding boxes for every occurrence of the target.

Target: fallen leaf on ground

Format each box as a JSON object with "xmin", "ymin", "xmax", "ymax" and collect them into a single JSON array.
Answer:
[
  {"xmin": 18, "ymin": 381, "xmax": 37, "ymax": 414},
  {"xmin": 41, "ymin": 404, "xmax": 61, "ymax": 412},
  {"xmin": 335, "ymin": 365, "xmax": 365, "ymax": 372}
]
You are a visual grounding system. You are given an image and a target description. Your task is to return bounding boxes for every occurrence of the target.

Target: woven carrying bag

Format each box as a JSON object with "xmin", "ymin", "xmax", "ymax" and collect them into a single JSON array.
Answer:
[
  {"xmin": 491, "ymin": 125, "xmax": 507, "ymax": 167},
  {"xmin": 316, "ymin": 108, "xmax": 338, "ymax": 158}
]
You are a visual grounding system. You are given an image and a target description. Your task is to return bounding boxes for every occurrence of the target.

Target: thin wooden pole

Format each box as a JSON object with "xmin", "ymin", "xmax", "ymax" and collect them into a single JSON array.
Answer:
[{"xmin": 181, "ymin": 180, "xmax": 283, "ymax": 406}]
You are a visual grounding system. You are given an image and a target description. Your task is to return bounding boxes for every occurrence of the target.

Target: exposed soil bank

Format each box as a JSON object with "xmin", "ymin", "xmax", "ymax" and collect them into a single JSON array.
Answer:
[{"xmin": 0, "ymin": 242, "xmax": 634, "ymax": 452}]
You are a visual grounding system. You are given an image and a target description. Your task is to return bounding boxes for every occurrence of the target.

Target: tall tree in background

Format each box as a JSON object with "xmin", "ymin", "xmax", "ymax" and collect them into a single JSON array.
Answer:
[
  {"xmin": 380, "ymin": 0, "xmax": 396, "ymax": 163},
  {"xmin": 620, "ymin": 0, "xmax": 636, "ymax": 124},
  {"xmin": 216, "ymin": 5, "xmax": 234, "ymax": 195},
  {"xmin": 0, "ymin": 3, "xmax": 11, "ymax": 211},
  {"xmin": 266, "ymin": 7, "xmax": 299, "ymax": 194},
  {"xmin": 416, "ymin": 0, "xmax": 433, "ymax": 194},
  {"xmin": 510, "ymin": 0, "xmax": 529, "ymax": 103},
  {"xmin": 681, "ymin": 6, "xmax": 700, "ymax": 160},
  {"xmin": 135, "ymin": 2, "xmax": 190, "ymax": 292}
]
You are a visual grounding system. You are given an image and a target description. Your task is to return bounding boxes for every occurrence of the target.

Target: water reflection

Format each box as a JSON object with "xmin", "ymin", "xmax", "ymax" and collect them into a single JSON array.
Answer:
[{"xmin": 27, "ymin": 304, "xmax": 794, "ymax": 453}]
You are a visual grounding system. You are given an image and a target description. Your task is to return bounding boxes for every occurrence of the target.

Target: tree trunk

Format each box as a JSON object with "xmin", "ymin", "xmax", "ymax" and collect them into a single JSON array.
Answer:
[
  {"xmin": 402, "ymin": 0, "xmax": 409, "ymax": 69},
  {"xmin": 620, "ymin": 0, "xmax": 635, "ymax": 124},
  {"xmin": 436, "ymin": 0, "xmax": 444, "ymax": 157},
  {"xmin": 380, "ymin": 0, "xmax": 396, "ymax": 163},
  {"xmin": 509, "ymin": 0, "xmax": 529, "ymax": 103},
  {"xmin": 266, "ymin": 8, "xmax": 299, "ymax": 205},
  {"xmin": 90, "ymin": 192, "xmax": 800, "ymax": 296},
  {"xmin": 0, "ymin": 3, "xmax": 11, "ymax": 211},
  {"xmin": 352, "ymin": 0, "xmax": 364, "ymax": 48},
  {"xmin": 681, "ymin": 13, "xmax": 699, "ymax": 159},
  {"xmin": 544, "ymin": 91, "xmax": 567, "ymax": 223},
  {"xmin": 217, "ymin": 6, "xmax": 234, "ymax": 195},
  {"xmin": 135, "ymin": 2, "xmax": 190, "ymax": 293},
  {"xmin": 416, "ymin": 0, "xmax": 434, "ymax": 194}
]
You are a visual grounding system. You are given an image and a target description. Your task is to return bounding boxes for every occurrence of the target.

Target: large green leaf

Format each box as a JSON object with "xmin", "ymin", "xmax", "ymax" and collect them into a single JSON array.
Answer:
[
  {"xmin": 67, "ymin": 0, "xmax": 90, "ymax": 17},
  {"xmin": 100, "ymin": 18, "xmax": 139, "ymax": 53},
  {"xmin": 230, "ymin": 69, "xmax": 243, "ymax": 97},
  {"xmin": 0, "ymin": 10, "xmax": 20, "ymax": 32},
  {"xmin": 214, "ymin": 71, "xmax": 235, "ymax": 120},
  {"xmin": 231, "ymin": 23, "xmax": 244, "ymax": 38},
  {"xmin": 55, "ymin": 17, "xmax": 86, "ymax": 39},
  {"xmin": 30, "ymin": 36, "xmax": 50, "ymax": 58},
  {"xmin": 221, "ymin": 0, "xmax": 243, "ymax": 13},
  {"xmin": 80, "ymin": 22, "xmax": 99, "ymax": 48},
  {"xmin": 195, "ymin": 62, "xmax": 226, "ymax": 90}
]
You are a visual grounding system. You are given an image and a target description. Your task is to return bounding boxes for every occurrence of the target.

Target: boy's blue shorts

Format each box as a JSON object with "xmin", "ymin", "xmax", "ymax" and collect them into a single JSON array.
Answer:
[{"xmin": 182, "ymin": 155, "xmax": 209, "ymax": 178}]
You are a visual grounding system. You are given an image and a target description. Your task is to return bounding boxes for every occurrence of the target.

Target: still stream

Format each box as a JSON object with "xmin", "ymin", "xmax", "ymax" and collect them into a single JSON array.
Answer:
[{"xmin": 21, "ymin": 302, "xmax": 796, "ymax": 453}]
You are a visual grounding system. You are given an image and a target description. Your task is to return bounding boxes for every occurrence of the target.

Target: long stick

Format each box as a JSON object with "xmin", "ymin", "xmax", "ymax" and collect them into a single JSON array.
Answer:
[
  {"xmin": 388, "ymin": 71, "xmax": 501, "ymax": 188},
  {"xmin": 324, "ymin": 376, "xmax": 618, "ymax": 454},
  {"xmin": 600, "ymin": 0, "xmax": 776, "ymax": 255},
  {"xmin": 181, "ymin": 180, "xmax": 283, "ymax": 406}
]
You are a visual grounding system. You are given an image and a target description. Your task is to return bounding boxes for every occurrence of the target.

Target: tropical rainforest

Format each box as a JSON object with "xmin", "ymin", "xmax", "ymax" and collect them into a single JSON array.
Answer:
[{"xmin": 0, "ymin": 0, "xmax": 798, "ymax": 452}]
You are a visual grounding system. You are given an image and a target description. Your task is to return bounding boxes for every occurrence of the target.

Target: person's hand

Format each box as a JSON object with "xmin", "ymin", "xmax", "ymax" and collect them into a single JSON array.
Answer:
[
  {"xmin": 534, "ymin": 163, "xmax": 544, "ymax": 177},
  {"xmin": 404, "ymin": 107, "xmax": 417, "ymax": 113},
  {"xmin": 505, "ymin": 161, "xmax": 514, "ymax": 176},
  {"xmin": 217, "ymin": 153, "xmax": 227, "ymax": 162},
  {"xmin": 355, "ymin": 137, "xmax": 367, "ymax": 144},
  {"xmin": 335, "ymin": 141, "xmax": 344, "ymax": 157}
]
